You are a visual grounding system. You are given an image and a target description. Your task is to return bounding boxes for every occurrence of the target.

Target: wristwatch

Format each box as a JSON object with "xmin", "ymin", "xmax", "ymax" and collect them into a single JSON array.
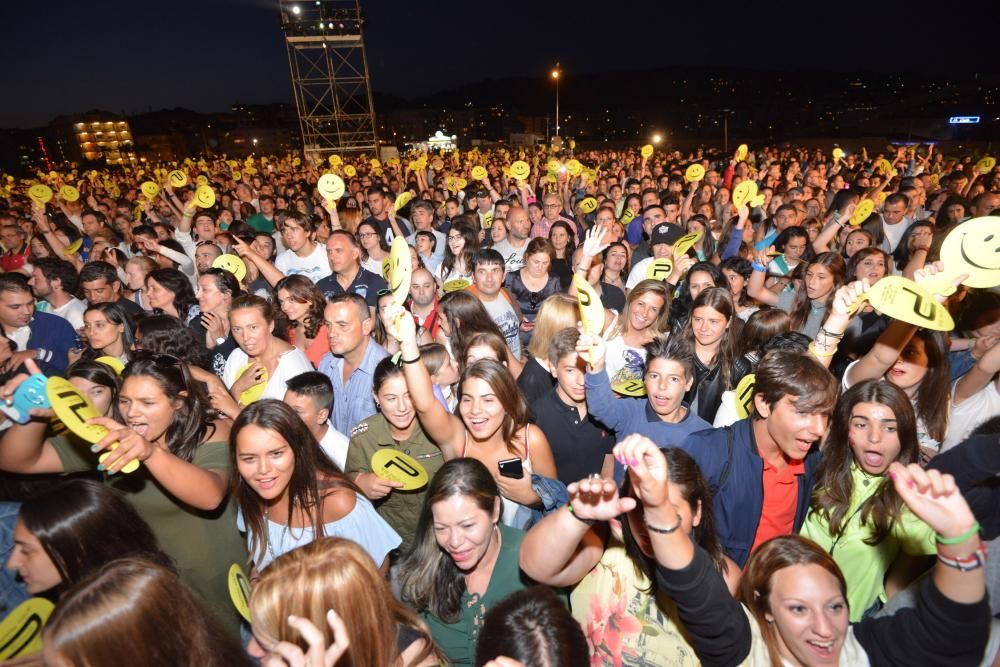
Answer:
[{"xmin": 215, "ymin": 337, "xmax": 227, "ymax": 346}]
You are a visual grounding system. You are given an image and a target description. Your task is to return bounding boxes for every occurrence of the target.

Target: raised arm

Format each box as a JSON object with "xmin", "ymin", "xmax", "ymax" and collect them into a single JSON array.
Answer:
[
  {"xmin": 953, "ymin": 337, "xmax": 1000, "ymax": 405},
  {"xmin": 746, "ymin": 246, "xmax": 780, "ymax": 307},
  {"xmin": 519, "ymin": 477, "xmax": 618, "ymax": 587},
  {"xmin": 233, "ymin": 236, "xmax": 284, "ymax": 287},
  {"xmin": 89, "ymin": 416, "xmax": 228, "ymax": 511},
  {"xmin": 809, "ymin": 280, "xmax": 871, "ymax": 369},
  {"xmin": 391, "ymin": 305, "xmax": 462, "ymax": 458}
]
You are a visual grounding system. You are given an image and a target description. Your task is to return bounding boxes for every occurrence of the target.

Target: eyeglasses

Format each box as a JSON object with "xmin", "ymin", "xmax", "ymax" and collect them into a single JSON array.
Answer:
[{"xmin": 357, "ymin": 232, "xmax": 378, "ymax": 239}]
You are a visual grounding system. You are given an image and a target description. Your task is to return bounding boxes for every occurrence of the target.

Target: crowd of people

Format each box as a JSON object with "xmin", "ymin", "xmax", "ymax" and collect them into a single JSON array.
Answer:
[{"xmin": 0, "ymin": 140, "xmax": 996, "ymax": 666}]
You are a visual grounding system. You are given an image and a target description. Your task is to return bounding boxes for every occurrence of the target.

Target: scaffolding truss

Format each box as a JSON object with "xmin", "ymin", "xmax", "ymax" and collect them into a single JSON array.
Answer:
[{"xmin": 280, "ymin": 0, "xmax": 379, "ymax": 156}]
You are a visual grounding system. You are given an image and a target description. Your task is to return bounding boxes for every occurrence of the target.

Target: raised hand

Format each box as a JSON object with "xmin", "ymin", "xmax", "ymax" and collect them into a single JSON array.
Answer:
[
  {"xmin": 613, "ymin": 434, "xmax": 670, "ymax": 511},
  {"xmin": 889, "ymin": 462, "xmax": 977, "ymax": 542},
  {"xmin": 566, "ymin": 476, "xmax": 635, "ymax": 522},
  {"xmin": 261, "ymin": 610, "xmax": 350, "ymax": 667}
]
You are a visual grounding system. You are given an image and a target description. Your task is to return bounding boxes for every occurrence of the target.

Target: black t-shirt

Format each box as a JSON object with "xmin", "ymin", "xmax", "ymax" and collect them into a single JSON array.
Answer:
[
  {"xmin": 517, "ymin": 356, "xmax": 555, "ymax": 410},
  {"xmin": 316, "ymin": 268, "xmax": 387, "ymax": 308},
  {"xmin": 532, "ymin": 387, "xmax": 614, "ymax": 485},
  {"xmin": 599, "ymin": 282, "xmax": 626, "ymax": 312}
]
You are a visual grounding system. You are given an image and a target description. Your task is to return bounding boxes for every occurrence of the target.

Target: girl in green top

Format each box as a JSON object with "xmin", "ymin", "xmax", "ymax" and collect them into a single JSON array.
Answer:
[
  {"xmin": 0, "ymin": 353, "xmax": 247, "ymax": 635},
  {"xmin": 398, "ymin": 458, "xmax": 533, "ymax": 667},
  {"xmin": 801, "ymin": 379, "xmax": 936, "ymax": 621}
]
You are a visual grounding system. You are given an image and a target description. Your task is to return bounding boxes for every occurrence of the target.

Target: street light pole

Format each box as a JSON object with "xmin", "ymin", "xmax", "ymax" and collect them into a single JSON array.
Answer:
[{"xmin": 551, "ymin": 63, "xmax": 561, "ymax": 140}]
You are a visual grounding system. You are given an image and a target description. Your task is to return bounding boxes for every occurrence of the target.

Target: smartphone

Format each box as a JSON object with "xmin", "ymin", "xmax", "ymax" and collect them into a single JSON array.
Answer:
[{"xmin": 498, "ymin": 457, "xmax": 524, "ymax": 479}]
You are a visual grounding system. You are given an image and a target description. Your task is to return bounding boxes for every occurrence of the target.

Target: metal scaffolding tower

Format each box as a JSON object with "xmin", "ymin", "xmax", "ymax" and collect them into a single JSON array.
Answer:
[{"xmin": 279, "ymin": 0, "xmax": 379, "ymax": 157}]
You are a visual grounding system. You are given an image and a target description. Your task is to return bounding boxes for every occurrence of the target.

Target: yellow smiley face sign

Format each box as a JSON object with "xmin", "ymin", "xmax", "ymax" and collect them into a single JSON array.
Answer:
[
  {"xmin": 371, "ymin": 449, "xmax": 428, "ymax": 490},
  {"xmin": 858, "ymin": 276, "xmax": 954, "ymax": 331},
  {"xmin": 228, "ymin": 563, "xmax": 251, "ymax": 623},
  {"xmin": 46, "ymin": 377, "xmax": 140, "ymax": 473},
  {"xmin": 194, "ymin": 185, "xmax": 216, "ymax": 209},
  {"xmin": 317, "ymin": 173, "xmax": 345, "ymax": 201},
  {"xmin": 388, "ymin": 236, "xmax": 413, "ymax": 306},
  {"xmin": 938, "ymin": 216, "xmax": 1000, "ymax": 289},
  {"xmin": 832, "ymin": 147, "xmax": 845, "ymax": 161},
  {"xmin": 977, "ymin": 157, "xmax": 996, "ymax": 173},
  {"xmin": 442, "ymin": 278, "xmax": 471, "ymax": 293},
  {"xmin": 196, "ymin": 175, "xmax": 209, "ymax": 186},
  {"xmin": 850, "ymin": 199, "xmax": 875, "ymax": 226},
  {"xmin": 344, "ymin": 165, "xmax": 357, "ymax": 178},
  {"xmin": 640, "ymin": 145, "xmax": 654, "ymax": 159},
  {"xmin": 471, "ymin": 166, "xmax": 488, "ymax": 181},
  {"xmin": 212, "ymin": 254, "xmax": 247, "ymax": 283},
  {"xmin": 645, "ymin": 257, "xmax": 674, "ymax": 281},
  {"xmin": 0, "ymin": 597, "xmax": 54, "ymax": 660},
  {"xmin": 28, "ymin": 184, "xmax": 53, "ymax": 205},
  {"xmin": 735, "ymin": 144, "xmax": 748, "ymax": 162},
  {"xmin": 579, "ymin": 197, "xmax": 598, "ymax": 214},
  {"xmin": 673, "ymin": 230, "xmax": 703, "ymax": 257},
  {"xmin": 685, "ymin": 164, "xmax": 705, "ymax": 183},
  {"xmin": 509, "ymin": 161, "xmax": 530, "ymax": 180},
  {"xmin": 394, "ymin": 191, "xmax": 413, "ymax": 212},
  {"xmin": 59, "ymin": 185, "xmax": 80, "ymax": 202},
  {"xmin": 236, "ymin": 363, "xmax": 268, "ymax": 405},
  {"xmin": 565, "ymin": 159, "xmax": 583, "ymax": 177},
  {"xmin": 140, "ymin": 181, "xmax": 159, "ymax": 199},
  {"xmin": 612, "ymin": 380, "xmax": 647, "ymax": 398},
  {"xmin": 328, "ymin": 154, "xmax": 342, "ymax": 167},
  {"xmin": 734, "ymin": 374, "xmax": 756, "ymax": 420},
  {"xmin": 731, "ymin": 180, "xmax": 758, "ymax": 209},
  {"xmin": 574, "ymin": 275, "xmax": 605, "ymax": 336},
  {"xmin": 168, "ymin": 170, "xmax": 188, "ymax": 188}
]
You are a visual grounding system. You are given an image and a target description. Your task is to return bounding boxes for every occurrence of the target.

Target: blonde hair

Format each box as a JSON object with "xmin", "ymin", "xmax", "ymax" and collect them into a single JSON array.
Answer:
[
  {"xmin": 337, "ymin": 207, "xmax": 362, "ymax": 234},
  {"xmin": 251, "ymin": 537, "xmax": 440, "ymax": 667},
  {"xmin": 526, "ymin": 293, "xmax": 579, "ymax": 359},
  {"xmin": 607, "ymin": 279, "xmax": 671, "ymax": 340}
]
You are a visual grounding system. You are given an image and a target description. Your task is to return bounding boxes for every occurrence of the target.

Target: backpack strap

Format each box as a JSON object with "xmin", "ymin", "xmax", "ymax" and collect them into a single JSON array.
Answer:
[{"xmin": 716, "ymin": 426, "xmax": 735, "ymax": 490}]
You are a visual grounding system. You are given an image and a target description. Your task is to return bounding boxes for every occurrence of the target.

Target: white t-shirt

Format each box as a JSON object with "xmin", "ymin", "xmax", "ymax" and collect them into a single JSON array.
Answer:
[
  {"xmin": 319, "ymin": 421, "xmax": 351, "ymax": 471},
  {"xmin": 50, "ymin": 298, "xmax": 87, "ymax": 331},
  {"xmin": 491, "ymin": 238, "xmax": 528, "ymax": 272},
  {"xmin": 713, "ymin": 390, "xmax": 740, "ymax": 427},
  {"xmin": 604, "ymin": 335, "xmax": 648, "ymax": 386},
  {"xmin": 942, "ymin": 379, "xmax": 1000, "ymax": 452},
  {"xmin": 480, "ymin": 295, "xmax": 522, "ymax": 359},
  {"xmin": 274, "ymin": 244, "xmax": 332, "ymax": 283},
  {"xmin": 223, "ymin": 347, "xmax": 314, "ymax": 402}
]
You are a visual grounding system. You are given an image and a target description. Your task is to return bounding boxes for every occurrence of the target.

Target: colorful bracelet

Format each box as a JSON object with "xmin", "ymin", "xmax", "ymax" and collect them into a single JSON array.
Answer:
[
  {"xmin": 937, "ymin": 543, "xmax": 987, "ymax": 572},
  {"xmin": 936, "ymin": 521, "xmax": 981, "ymax": 545}
]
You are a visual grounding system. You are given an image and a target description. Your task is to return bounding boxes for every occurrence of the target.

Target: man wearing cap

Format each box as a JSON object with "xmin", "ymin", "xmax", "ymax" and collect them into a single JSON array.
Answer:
[
  {"xmin": 625, "ymin": 218, "xmax": 685, "ymax": 290},
  {"xmin": 473, "ymin": 188, "xmax": 495, "ymax": 230},
  {"xmin": 405, "ymin": 200, "xmax": 445, "ymax": 261}
]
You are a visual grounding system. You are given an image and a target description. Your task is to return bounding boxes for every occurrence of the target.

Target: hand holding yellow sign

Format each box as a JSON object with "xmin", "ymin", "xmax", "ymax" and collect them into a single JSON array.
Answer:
[
  {"xmin": 832, "ymin": 147, "xmax": 845, "ymax": 161},
  {"xmin": 685, "ymin": 164, "xmax": 705, "ymax": 183},
  {"xmin": 140, "ymin": 181, "xmax": 159, "ymax": 199},
  {"xmin": 471, "ymin": 166, "xmax": 487, "ymax": 181},
  {"xmin": 566, "ymin": 159, "xmax": 583, "ymax": 176},
  {"xmin": 394, "ymin": 191, "xmax": 413, "ymax": 212},
  {"xmin": 612, "ymin": 380, "xmax": 647, "ymax": 398},
  {"xmin": 645, "ymin": 257, "xmax": 674, "ymax": 281},
  {"xmin": 640, "ymin": 145, "xmax": 654, "ymax": 159},
  {"xmin": 977, "ymin": 157, "xmax": 996, "ymax": 173},
  {"xmin": 194, "ymin": 185, "xmax": 216, "ymax": 208},
  {"xmin": 732, "ymin": 180, "xmax": 758, "ymax": 209},
  {"xmin": 850, "ymin": 199, "xmax": 875, "ymax": 226},
  {"xmin": 317, "ymin": 173, "xmax": 345, "ymax": 201},
  {"xmin": 735, "ymin": 144, "xmax": 748, "ymax": 161},
  {"xmin": 236, "ymin": 362, "xmax": 268, "ymax": 405},
  {"xmin": 59, "ymin": 185, "xmax": 80, "ymax": 202},
  {"xmin": 847, "ymin": 276, "xmax": 953, "ymax": 331},
  {"xmin": 387, "ymin": 236, "xmax": 412, "ymax": 306},
  {"xmin": 371, "ymin": 449, "xmax": 428, "ymax": 490},
  {"xmin": 28, "ymin": 185, "xmax": 53, "ymax": 205},
  {"xmin": 46, "ymin": 378, "xmax": 140, "ymax": 473}
]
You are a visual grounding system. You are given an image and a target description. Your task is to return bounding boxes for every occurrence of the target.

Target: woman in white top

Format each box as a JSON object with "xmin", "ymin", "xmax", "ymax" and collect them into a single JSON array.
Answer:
[
  {"xmin": 231, "ymin": 400, "xmax": 400, "ymax": 574},
  {"xmin": 433, "ymin": 221, "xmax": 476, "ymax": 287},
  {"xmin": 221, "ymin": 295, "xmax": 312, "ymax": 416},
  {"xmin": 602, "ymin": 279, "xmax": 672, "ymax": 386},
  {"xmin": 357, "ymin": 219, "xmax": 390, "ymax": 276}
]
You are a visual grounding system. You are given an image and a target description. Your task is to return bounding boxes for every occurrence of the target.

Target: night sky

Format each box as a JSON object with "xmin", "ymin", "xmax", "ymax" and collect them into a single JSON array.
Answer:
[{"xmin": 0, "ymin": 0, "xmax": 991, "ymax": 129}]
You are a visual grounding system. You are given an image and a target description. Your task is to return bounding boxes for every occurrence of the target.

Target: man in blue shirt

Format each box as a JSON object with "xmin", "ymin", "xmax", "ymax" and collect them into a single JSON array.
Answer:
[
  {"xmin": 317, "ymin": 293, "xmax": 388, "ymax": 434},
  {"xmin": 0, "ymin": 274, "xmax": 76, "ymax": 375}
]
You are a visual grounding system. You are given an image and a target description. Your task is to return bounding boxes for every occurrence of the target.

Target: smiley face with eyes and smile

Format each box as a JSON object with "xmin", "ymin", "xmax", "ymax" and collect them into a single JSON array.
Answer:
[{"xmin": 946, "ymin": 216, "xmax": 1000, "ymax": 288}]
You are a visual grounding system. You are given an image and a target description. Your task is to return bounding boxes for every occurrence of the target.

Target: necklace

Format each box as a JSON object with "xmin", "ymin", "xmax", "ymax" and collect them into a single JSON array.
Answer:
[{"xmin": 263, "ymin": 503, "xmax": 306, "ymax": 563}]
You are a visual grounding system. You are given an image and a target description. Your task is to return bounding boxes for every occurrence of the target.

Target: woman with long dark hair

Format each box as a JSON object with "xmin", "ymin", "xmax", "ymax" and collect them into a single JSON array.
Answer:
[
  {"xmin": 801, "ymin": 380, "xmax": 935, "ymax": 621},
  {"xmin": 358, "ymin": 218, "xmax": 391, "ymax": 275},
  {"xmin": 8, "ymin": 480, "xmax": 171, "ymax": 598},
  {"xmin": 0, "ymin": 354, "xmax": 248, "ymax": 634},
  {"xmin": 230, "ymin": 399, "xmax": 399, "ymax": 573},
  {"xmin": 520, "ymin": 447, "xmax": 739, "ymax": 665},
  {"xmin": 674, "ymin": 287, "xmax": 738, "ymax": 422},
  {"xmin": 275, "ymin": 274, "xmax": 329, "ymax": 367},
  {"xmin": 145, "ymin": 267, "xmax": 199, "ymax": 323},
  {"xmin": 399, "ymin": 458, "xmax": 534, "ymax": 667},
  {"xmin": 749, "ymin": 250, "xmax": 846, "ymax": 338},
  {"xmin": 435, "ymin": 221, "xmax": 477, "ymax": 286},
  {"xmin": 71, "ymin": 302, "xmax": 134, "ymax": 365}
]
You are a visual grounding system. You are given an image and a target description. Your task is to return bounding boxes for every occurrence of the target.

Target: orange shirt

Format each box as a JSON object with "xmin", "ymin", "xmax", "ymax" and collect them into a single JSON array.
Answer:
[
  {"xmin": 305, "ymin": 323, "xmax": 331, "ymax": 368},
  {"xmin": 750, "ymin": 454, "xmax": 804, "ymax": 556}
]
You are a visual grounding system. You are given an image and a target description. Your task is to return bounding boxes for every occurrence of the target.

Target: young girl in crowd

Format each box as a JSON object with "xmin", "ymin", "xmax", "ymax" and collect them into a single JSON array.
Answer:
[
  {"xmin": 603, "ymin": 279, "xmax": 672, "ymax": 386},
  {"xmin": 344, "ymin": 357, "xmax": 447, "ymax": 551},
  {"xmin": 389, "ymin": 304, "xmax": 558, "ymax": 529},
  {"xmin": 231, "ymin": 399, "xmax": 399, "ymax": 573},
  {"xmin": 71, "ymin": 302, "xmax": 134, "ymax": 365},
  {"xmin": 8, "ymin": 480, "xmax": 171, "ymax": 599},
  {"xmin": 399, "ymin": 458, "xmax": 534, "ymax": 667},
  {"xmin": 275, "ymin": 274, "xmax": 329, "ymax": 367},
  {"xmin": 435, "ymin": 221, "xmax": 476, "ymax": 286},
  {"xmin": 749, "ymin": 250, "xmax": 845, "ymax": 338},
  {"xmin": 675, "ymin": 287, "xmax": 737, "ymax": 421},
  {"xmin": 801, "ymin": 380, "xmax": 936, "ymax": 621}
]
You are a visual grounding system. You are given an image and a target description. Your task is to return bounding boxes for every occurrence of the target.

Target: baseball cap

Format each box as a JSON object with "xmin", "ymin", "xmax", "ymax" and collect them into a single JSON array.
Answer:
[{"xmin": 650, "ymin": 223, "xmax": 684, "ymax": 247}]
